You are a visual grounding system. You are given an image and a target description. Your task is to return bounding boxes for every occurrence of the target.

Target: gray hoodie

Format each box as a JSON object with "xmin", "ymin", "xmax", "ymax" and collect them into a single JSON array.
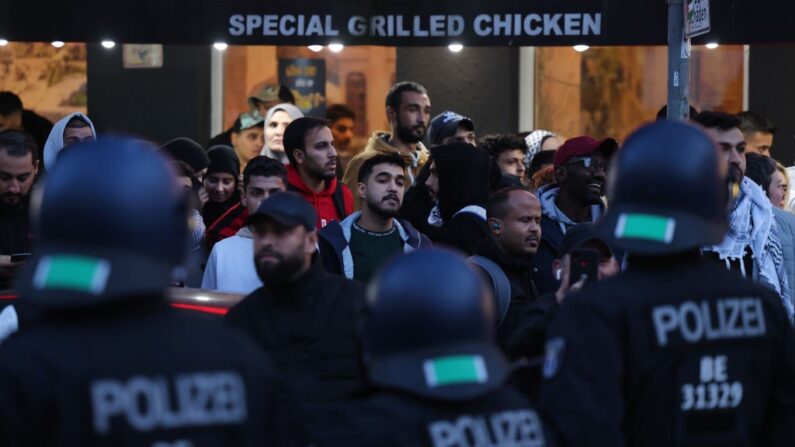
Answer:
[{"xmin": 42, "ymin": 112, "xmax": 96, "ymax": 171}]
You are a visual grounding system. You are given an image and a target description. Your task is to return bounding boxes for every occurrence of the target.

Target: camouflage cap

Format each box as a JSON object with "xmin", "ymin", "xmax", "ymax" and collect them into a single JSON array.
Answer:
[
  {"xmin": 234, "ymin": 110, "xmax": 265, "ymax": 132},
  {"xmin": 247, "ymin": 84, "xmax": 281, "ymax": 109}
]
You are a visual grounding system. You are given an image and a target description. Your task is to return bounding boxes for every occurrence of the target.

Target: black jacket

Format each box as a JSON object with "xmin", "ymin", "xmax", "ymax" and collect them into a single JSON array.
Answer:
[
  {"xmin": 0, "ymin": 200, "xmax": 32, "ymax": 289},
  {"xmin": 474, "ymin": 236, "xmax": 540, "ymax": 354},
  {"xmin": 0, "ymin": 297, "xmax": 281, "ymax": 446},
  {"xmin": 307, "ymin": 388, "xmax": 556, "ymax": 446},
  {"xmin": 22, "ymin": 109, "xmax": 53, "ymax": 165},
  {"xmin": 439, "ymin": 212, "xmax": 489, "ymax": 256},
  {"xmin": 225, "ymin": 256, "xmax": 368, "ymax": 436},
  {"xmin": 539, "ymin": 252, "xmax": 795, "ymax": 447}
]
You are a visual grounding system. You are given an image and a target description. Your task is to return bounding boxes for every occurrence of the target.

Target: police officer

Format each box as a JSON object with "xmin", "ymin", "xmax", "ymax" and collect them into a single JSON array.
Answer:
[
  {"xmin": 539, "ymin": 121, "xmax": 795, "ymax": 446},
  {"xmin": 0, "ymin": 138, "xmax": 282, "ymax": 445},
  {"xmin": 308, "ymin": 249, "xmax": 556, "ymax": 446}
]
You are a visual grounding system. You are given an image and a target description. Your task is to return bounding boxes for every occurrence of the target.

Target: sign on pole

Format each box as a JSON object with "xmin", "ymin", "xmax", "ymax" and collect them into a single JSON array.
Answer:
[{"xmin": 684, "ymin": 0, "xmax": 710, "ymax": 38}]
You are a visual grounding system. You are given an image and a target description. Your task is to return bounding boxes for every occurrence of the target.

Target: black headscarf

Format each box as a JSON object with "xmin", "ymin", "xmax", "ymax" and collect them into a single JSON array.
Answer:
[
  {"xmin": 201, "ymin": 146, "xmax": 241, "ymax": 226},
  {"xmin": 432, "ymin": 142, "xmax": 497, "ymax": 222}
]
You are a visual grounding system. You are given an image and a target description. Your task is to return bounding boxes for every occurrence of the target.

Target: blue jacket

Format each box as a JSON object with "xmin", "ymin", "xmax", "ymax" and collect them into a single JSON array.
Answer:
[{"xmin": 318, "ymin": 212, "xmax": 431, "ymax": 280}]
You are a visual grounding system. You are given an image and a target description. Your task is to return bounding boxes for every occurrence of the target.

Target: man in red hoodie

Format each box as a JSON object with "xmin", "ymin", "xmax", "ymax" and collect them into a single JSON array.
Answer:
[{"xmin": 284, "ymin": 117, "xmax": 354, "ymax": 229}]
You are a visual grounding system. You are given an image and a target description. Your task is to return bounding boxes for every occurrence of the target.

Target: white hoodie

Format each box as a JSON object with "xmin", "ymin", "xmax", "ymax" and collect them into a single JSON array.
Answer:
[{"xmin": 42, "ymin": 112, "xmax": 97, "ymax": 171}]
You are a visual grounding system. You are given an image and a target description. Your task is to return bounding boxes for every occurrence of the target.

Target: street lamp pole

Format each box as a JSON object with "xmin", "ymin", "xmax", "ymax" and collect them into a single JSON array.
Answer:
[{"xmin": 667, "ymin": 0, "xmax": 690, "ymax": 121}]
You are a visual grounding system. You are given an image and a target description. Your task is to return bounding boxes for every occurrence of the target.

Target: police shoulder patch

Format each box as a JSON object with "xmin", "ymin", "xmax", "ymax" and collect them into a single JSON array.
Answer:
[{"xmin": 542, "ymin": 337, "xmax": 566, "ymax": 379}]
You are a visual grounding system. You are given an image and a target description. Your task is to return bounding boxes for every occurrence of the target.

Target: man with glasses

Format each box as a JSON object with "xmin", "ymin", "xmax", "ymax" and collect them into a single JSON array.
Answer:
[{"xmin": 532, "ymin": 135, "xmax": 618, "ymax": 294}]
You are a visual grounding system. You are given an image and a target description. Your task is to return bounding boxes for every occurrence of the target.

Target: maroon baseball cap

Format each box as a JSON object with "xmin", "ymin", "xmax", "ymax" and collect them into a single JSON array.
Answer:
[{"xmin": 553, "ymin": 136, "xmax": 619, "ymax": 167}]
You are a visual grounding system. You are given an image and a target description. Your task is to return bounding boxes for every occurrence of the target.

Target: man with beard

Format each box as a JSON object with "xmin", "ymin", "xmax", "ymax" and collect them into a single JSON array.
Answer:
[
  {"xmin": 202, "ymin": 157, "xmax": 286, "ymax": 294},
  {"xmin": 532, "ymin": 135, "xmax": 618, "ymax": 295},
  {"xmin": 319, "ymin": 153, "xmax": 431, "ymax": 282},
  {"xmin": 326, "ymin": 104, "xmax": 358, "ymax": 179},
  {"xmin": 0, "ymin": 130, "xmax": 38, "ymax": 290},
  {"xmin": 284, "ymin": 117, "xmax": 354, "ymax": 229},
  {"xmin": 225, "ymin": 192, "xmax": 367, "ymax": 441},
  {"xmin": 694, "ymin": 111, "xmax": 793, "ymax": 318},
  {"xmin": 473, "ymin": 187, "xmax": 541, "ymax": 353},
  {"xmin": 343, "ymin": 82, "xmax": 431, "ymax": 209}
]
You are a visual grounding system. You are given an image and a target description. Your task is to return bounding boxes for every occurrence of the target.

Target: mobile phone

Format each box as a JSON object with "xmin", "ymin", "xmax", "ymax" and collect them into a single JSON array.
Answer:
[
  {"xmin": 10, "ymin": 253, "xmax": 30, "ymax": 263},
  {"xmin": 569, "ymin": 248, "xmax": 599, "ymax": 286}
]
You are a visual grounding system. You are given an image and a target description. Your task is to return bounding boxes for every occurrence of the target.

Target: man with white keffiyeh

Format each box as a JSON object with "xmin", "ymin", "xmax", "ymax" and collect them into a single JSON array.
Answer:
[{"xmin": 695, "ymin": 111, "xmax": 794, "ymax": 321}]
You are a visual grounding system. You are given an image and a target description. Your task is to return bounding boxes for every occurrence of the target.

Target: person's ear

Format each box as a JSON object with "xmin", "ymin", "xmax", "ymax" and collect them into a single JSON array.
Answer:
[
  {"xmin": 386, "ymin": 106, "xmax": 396, "ymax": 124},
  {"xmin": 357, "ymin": 182, "xmax": 366, "ymax": 199},
  {"xmin": 293, "ymin": 149, "xmax": 306, "ymax": 165},
  {"xmin": 306, "ymin": 230, "xmax": 319, "ymax": 255},
  {"xmin": 230, "ymin": 132, "xmax": 240, "ymax": 147},
  {"xmin": 487, "ymin": 217, "xmax": 502, "ymax": 236},
  {"xmin": 554, "ymin": 165, "xmax": 567, "ymax": 184}
]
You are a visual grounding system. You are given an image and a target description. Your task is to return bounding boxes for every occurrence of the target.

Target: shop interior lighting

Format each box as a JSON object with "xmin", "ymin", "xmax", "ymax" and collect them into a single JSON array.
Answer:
[
  {"xmin": 448, "ymin": 43, "xmax": 464, "ymax": 53},
  {"xmin": 573, "ymin": 45, "xmax": 590, "ymax": 52},
  {"xmin": 308, "ymin": 45, "xmax": 324, "ymax": 52},
  {"xmin": 213, "ymin": 42, "xmax": 228, "ymax": 51},
  {"xmin": 328, "ymin": 43, "xmax": 344, "ymax": 53},
  {"xmin": 705, "ymin": 42, "xmax": 719, "ymax": 49},
  {"xmin": 101, "ymin": 40, "xmax": 116, "ymax": 49},
  {"xmin": 51, "ymin": 41, "xmax": 65, "ymax": 48},
  {"xmin": 0, "ymin": 39, "xmax": 8, "ymax": 46}
]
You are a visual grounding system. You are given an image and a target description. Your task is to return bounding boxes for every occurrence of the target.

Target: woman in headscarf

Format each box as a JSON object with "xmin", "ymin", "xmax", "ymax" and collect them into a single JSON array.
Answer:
[
  {"xmin": 261, "ymin": 103, "xmax": 304, "ymax": 163},
  {"xmin": 201, "ymin": 146, "xmax": 240, "ymax": 231}
]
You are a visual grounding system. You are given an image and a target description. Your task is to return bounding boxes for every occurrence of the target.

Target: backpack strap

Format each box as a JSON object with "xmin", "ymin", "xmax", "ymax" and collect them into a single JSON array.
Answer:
[{"xmin": 332, "ymin": 183, "xmax": 347, "ymax": 220}]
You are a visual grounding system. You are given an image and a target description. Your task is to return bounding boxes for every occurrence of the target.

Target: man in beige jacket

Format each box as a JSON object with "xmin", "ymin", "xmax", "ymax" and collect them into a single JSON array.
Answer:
[{"xmin": 343, "ymin": 82, "xmax": 431, "ymax": 209}]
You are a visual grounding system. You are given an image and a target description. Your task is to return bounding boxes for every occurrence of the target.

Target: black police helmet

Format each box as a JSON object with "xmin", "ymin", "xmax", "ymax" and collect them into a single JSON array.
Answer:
[
  {"xmin": 16, "ymin": 138, "xmax": 190, "ymax": 308},
  {"xmin": 367, "ymin": 249, "xmax": 510, "ymax": 401},
  {"xmin": 597, "ymin": 120, "xmax": 727, "ymax": 255}
]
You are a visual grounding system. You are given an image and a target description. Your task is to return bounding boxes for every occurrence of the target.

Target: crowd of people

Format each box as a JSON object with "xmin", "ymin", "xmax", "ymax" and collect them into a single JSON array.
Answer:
[{"xmin": 0, "ymin": 79, "xmax": 792, "ymax": 446}]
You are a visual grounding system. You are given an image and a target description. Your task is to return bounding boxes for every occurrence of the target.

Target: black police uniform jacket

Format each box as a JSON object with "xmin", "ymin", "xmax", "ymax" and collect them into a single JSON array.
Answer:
[
  {"xmin": 225, "ymin": 256, "xmax": 368, "ymax": 431},
  {"xmin": 306, "ymin": 387, "xmax": 556, "ymax": 447},
  {"xmin": 0, "ymin": 296, "xmax": 282, "ymax": 446},
  {"xmin": 539, "ymin": 252, "xmax": 795, "ymax": 447}
]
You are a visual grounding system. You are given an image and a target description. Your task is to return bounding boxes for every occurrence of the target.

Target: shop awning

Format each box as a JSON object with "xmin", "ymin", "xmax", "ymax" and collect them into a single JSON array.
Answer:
[{"xmin": 1, "ymin": 1, "xmax": 794, "ymax": 46}]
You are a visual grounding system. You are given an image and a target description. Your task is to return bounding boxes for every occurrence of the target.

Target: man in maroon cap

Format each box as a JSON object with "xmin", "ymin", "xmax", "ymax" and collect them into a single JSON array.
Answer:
[{"xmin": 531, "ymin": 135, "xmax": 618, "ymax": 294}]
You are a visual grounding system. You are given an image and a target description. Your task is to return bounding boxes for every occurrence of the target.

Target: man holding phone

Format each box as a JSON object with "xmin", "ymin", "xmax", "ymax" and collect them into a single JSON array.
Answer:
[
  {"xmin": 0, "ymin": 130, "xmax": 38, "ymax": 290},
  {"xmin": 505, "ymin": 223, "xmax": 620, "ymax": 392}
]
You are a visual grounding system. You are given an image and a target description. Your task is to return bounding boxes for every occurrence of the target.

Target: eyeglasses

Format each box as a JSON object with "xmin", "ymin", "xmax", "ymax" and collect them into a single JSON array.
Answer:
[{"xmin": 565, "ymin": 156, "xmax": 608, "ymax": 173}]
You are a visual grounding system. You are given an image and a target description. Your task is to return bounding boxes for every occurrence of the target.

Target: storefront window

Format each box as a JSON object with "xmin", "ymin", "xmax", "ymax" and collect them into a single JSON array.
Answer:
[
  {"xmin": 535, "ymin": 45, "xmax": 744, "ymax": 141},
  {"xmin": 0, "ymin": 42, "xmax": 87, "ymax": 119},
  {"xmin": 222, "ymin": 45, "xmax": 396, "ymax": 148}
]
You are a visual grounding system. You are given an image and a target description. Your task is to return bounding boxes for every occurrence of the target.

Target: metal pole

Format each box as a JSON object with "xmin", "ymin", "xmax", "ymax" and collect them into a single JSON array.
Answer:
[{"xmin": 667, "ymin": 0, "xmax": 690, "ymax": 121}]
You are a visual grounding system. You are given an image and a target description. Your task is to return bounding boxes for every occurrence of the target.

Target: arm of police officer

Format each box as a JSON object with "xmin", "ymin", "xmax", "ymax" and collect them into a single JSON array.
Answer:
[
  {"xmin": 538, "ymin": 293, "xmax": 625, "ymax": 447},
  {"xmin": 763, "ymin": 304, "xmax": 795, "ymax": 445}
]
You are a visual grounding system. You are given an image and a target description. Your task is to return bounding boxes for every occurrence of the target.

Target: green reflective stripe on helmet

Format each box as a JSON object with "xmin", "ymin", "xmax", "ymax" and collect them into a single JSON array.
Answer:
[
  {"xmin": 33, "ymin": 255, "xmax": 111, "ymax": 295},
  {"xmin": 615, "ymin": 213, "xmax": 676, "ymax": 243},
  {"xmin": 423, "ymin": 355, "xmax": 488, "ymax": 388}
]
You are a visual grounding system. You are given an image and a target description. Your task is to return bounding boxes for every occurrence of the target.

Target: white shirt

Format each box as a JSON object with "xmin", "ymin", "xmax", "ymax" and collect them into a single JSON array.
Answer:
[{"xmin": 201, "ymin": 228, "xmax": 263, "ymax": 294}]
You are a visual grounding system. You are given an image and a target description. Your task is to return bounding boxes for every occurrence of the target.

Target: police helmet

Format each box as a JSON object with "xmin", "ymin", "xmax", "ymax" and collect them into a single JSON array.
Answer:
[
  {"xmin": 597, "ymin": 120, "xmax": 727, "ymax": 254},
  {"xmin": 16, "ymin": 138, "xmax": 190, "ymax": 308},
  {"xmin": 367, "ymin": 249, "xmax": 510, "ymax": 401}
]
